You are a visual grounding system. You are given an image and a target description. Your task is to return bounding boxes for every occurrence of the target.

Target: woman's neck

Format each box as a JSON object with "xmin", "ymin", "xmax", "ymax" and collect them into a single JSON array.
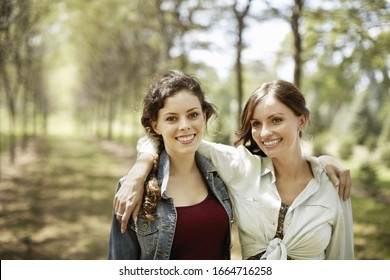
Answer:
[
  {"xmin": 168, "ymin": 153, "xmax": 198, "ymax": 176},
  {"xmin": 273, "ymin": 156, "xmax": 308, "ymax": 180},
  {"xmin": 272, "ymin": 148, "xmax": 308, "ymax": 181},
  {"xmin": 165, "ymin": 152, "xmax": 208, "ymax": 206},
  {"xmin": 272, "ymin": 150, "xmax": 314, "ymax": 206}
]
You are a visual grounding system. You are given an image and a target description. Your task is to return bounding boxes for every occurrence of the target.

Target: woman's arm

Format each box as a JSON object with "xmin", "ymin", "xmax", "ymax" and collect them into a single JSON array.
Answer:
[
  {"xmin": 200, "ymin": 142, "xmax": 352, "ymax": 200},
  {"xmin": 197, "ymin": 140, "xmax": 248, "ymax": 184},
  {"xmin": 114, "ymin": 137, "xmax": 352, "ymax": 233},
  {"xmin": 318, "ymin": 155, "xmax": 352, "ymax": 200},
  {"xmin": 114, "ymin": 136, "xmax": 158, "ymax": 232},
  {"xmin": 114, "ymin": 152, "xmax": 154, "ymax": 233},
  {"xmin": 109, "ymin": 180, "xmax": 142, "ymax": 259}
]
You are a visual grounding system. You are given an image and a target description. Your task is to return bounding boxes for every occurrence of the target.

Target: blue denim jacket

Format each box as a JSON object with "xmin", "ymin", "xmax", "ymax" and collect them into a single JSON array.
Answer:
[{"xmin": 108, "ymin": 150, "xmax": 233, "ymax": 260}]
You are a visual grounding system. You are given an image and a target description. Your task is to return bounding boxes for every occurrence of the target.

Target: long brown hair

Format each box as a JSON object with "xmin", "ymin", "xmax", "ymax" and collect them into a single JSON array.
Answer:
[
  {"xmin": 141, "ymin": 70, "xmax": 217, "ymax": 220},
  {"xmin": 234, "ymin": 80, "xmax": 310, "ymax": 156}
]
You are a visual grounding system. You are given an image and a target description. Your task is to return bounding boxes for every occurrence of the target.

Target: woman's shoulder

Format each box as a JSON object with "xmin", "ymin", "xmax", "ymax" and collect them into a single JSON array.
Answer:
[
  {"xmin": 195, "ymin": 152, "xmax": 218, "ymax": 174},
  {"xmin": 305, "ymin": 155, "xmax": 341, "ymax": 201}
]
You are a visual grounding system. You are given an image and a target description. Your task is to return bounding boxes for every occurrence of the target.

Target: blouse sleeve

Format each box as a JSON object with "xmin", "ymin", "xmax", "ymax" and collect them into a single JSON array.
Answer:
[
  {"xmin": 136, "ymin": 136, "xmax": 159, "ymax": 157},
  {"xmin": 325, "ymin": 198, "xmax": 355, "ymax": 259},
  {"xmin": 198, "ymin": 140, "xmax": 261, "ymax": 187}
]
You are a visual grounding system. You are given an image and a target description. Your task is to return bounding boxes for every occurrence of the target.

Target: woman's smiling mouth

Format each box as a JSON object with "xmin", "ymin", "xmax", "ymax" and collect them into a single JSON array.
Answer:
[
  {"xmin": 263, "ymin": 138, "xmax": 282, "ymax": 147},
  {"xmin": 176, "ymin": 134, "xmax": 195, "ymax": 144}
]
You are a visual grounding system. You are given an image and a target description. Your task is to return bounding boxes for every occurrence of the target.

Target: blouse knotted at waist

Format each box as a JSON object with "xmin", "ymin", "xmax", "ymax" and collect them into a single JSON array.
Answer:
[{"xmin": 247, "ymin": 202, "xmax": 294, "ymax": 260}]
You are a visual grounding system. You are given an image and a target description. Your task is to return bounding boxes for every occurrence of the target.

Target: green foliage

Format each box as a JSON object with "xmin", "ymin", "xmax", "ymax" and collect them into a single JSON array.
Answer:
[
  {"xmin": 379, "ymin": 108, "xmax": 390, "ymax": 144},
  {"xmin": 311, "ymin": 133, "xmax": 328, "ymax": 157},
  {"xmin": 357, "ymin": 162, "xmax": 381, "ymax": 196},
  {"xmin": 380, "ymin": 146, "xmax": 390, "ymax": 169},
  {"xmin": 302, "ymin": 0, "xmax": 390, "ymax": 146},
  {"xmin": 350, "ymin": 92, "xmax": 382, "ymax": 145},
  {"xmin": 364, "ymin": 135, "xmax": 377, "ymax": 152},
  {"xmin": 0, "ymin": 133, "xmax": 10, "ymax": 154},
  {"xmin": 352, "ymin": 196, "xmax": 390, "ymax": 260},
  {"xmin": 338, "ymin": 137, "xmax": 355, "ymax": 160}
]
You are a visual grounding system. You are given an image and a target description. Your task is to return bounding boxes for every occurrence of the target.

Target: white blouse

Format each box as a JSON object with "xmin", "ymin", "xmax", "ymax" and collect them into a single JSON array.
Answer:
[
  {"xmin": 197, "ymin": 140, "xmax": 354, "ymax": 260},
  {"xmin": 137, "ymin": 137, "xmax": 354, "ymax": 259}
]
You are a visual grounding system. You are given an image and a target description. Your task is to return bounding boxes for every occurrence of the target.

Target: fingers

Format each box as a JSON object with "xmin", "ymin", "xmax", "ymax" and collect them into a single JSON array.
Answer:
[
  {"xmin": 327, "ymin": 166, "xmax": 351, "ymax": 201},
  {"xmin": 115, "ymin": 200, "xmax": 126, "ymax": 222},
  {"xmin": 325, "ymin": 165, "xmax": 340, "ymax": 188},
  {"xmin": 121, "ymin": 211, "xmax": 130, "ymax": 234},
  {"xmin": 113, "ymin": 195, "xmax": 119, "ymax": 211},
  {"xmin": 119, "ymin": 199, "xmax": 142, "ymax": 233},
  {"xmin": 113, "ymin": 194, "xmax": 123, "ymax": 219},
  {"xmin": 345, "ymin": 173, "xmax": 352, "ymax": 199},
  {"xmin": 132, "ymin": 202, "xmax": 142, "ymax": 224},
  {"xmin": 121, "ymin": 202, "xmax": 136, "ymax": 232},
  {"xmin": 338, "ymin": 169, "xmax": 352, "ymax": 200},
  {"xmin": 324, "ymin": 165, "xmax": 348, "ymax": 201}
]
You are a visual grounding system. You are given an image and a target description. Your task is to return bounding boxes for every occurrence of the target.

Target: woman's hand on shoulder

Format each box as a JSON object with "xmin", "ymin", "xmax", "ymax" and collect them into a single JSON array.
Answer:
[{"xmin": 318, "ymin": 155, "xmax": 352, "ymax": 200}]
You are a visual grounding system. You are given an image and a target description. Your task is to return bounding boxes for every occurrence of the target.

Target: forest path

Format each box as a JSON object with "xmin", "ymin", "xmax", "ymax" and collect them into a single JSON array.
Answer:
[{"xmin": 0, "ymin": 135, "xmax": 135, "ymax": 259}]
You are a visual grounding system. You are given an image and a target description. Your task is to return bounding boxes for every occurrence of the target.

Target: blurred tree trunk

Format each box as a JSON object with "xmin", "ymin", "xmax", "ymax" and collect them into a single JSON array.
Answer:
[
  {"xmin": 0, "ymin": 17, "xmax": 17, "ymax": 164},
  {"xmin": 14, "ymin": 47, "xmax": 28, "ymax": 150},
  {"xmin": 0, "ymin": 0, "xmax": 47, "ymax": 167},
  {"xmin": 233, "ymin": 0, "xmax": 252, "ymax": 127},
  {"xmin": 262, "ymin": 0, "xmax": 304, "ymax": 88},
  {"xmin": 291, "ymin": 0, "xmax": 303, "ymax": 88},
  {"xmin": 0, "ymin": 66, "xmax": 17, "ymax": 164}
]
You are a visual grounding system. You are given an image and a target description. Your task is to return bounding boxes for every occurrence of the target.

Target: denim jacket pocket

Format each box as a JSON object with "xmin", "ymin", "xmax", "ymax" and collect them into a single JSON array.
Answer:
[{"xmin": 131, "ymin": 217, "xmax": 160, "ymax": 253}]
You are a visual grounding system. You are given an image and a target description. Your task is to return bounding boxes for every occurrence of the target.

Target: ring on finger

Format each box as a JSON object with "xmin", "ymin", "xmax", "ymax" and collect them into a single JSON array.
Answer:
[{"xmin": 116, "ymin": 212, "xmax": 123, "ymax": 216}]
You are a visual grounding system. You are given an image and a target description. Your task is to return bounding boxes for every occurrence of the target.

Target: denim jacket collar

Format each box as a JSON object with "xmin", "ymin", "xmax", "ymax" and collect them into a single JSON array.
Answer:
[{"xmin": 157, "ymin": 150, "xmax": 217, "ymax": 197}]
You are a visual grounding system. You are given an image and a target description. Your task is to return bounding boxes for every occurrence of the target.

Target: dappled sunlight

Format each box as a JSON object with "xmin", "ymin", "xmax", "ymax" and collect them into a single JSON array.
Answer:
[
  {"xmin": 354, "ymin": 223, "xmax": 378, "ymax": 255},
  {"xmin": 354, "ymin": 223, "xmax": 377, "ymax": 236},
  {"xmin": 0, "ymin": 135, "xmax": 130, "ymax": 259}
]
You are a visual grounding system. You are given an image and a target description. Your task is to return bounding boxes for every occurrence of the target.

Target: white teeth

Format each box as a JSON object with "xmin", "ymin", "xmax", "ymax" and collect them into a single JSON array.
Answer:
[
  {"xmin": 177, "ymin": 135, "xmax": 194, "ymax": 142},
  {"xmin": 263, "ymin": 139, "xmax": 281, "ymax": 146}
]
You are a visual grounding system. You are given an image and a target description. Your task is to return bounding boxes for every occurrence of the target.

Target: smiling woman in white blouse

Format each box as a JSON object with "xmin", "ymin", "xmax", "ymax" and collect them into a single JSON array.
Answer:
[{"xmin": 195, "ymin": 80, "xmax": 354, "ymax": 259}]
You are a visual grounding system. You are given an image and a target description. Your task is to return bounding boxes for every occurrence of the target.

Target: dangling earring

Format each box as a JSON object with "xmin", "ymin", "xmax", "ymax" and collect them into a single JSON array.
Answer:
[{"xmin": 298, "ymin": 126, "xmax": 303, "ymax": 138}]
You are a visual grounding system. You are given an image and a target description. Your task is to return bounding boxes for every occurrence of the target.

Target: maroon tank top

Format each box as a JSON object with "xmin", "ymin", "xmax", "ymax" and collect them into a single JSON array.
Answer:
[{"xmin": 169, "ymin": 191, "xmax": 229, "ymax": 260}]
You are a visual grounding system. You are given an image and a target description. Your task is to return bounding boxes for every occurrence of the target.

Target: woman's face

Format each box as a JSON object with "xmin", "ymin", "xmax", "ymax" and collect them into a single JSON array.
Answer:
[
  {"xmin": 152, "ymin": 89, "xmax": 206, "ymax": 158},
  {"xmin": 250, "ymin": 94, "xmax": 306, "ymax": 159}
]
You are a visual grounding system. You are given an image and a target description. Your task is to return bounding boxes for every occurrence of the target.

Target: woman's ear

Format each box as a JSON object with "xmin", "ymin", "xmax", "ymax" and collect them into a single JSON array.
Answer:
[
  {"xmin": 298, "ymin": 115, "xmax": 307, "ymax": 131},
  {"xmin": 151, "ymin": 120, "xmax": 161, "ymax": 135}
]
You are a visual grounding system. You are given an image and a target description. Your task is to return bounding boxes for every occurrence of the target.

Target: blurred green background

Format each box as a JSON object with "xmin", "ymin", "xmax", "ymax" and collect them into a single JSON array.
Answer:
[{"xmin": 0, "ymin": 0, "xmax": 389, "ymax": 259}]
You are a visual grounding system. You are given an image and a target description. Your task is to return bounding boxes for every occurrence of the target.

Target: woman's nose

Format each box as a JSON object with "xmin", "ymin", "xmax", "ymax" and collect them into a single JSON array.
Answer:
[
  {"xmin": 178, "ymin": 118, "xmax": 190, "ymax": 130},
  {"xmin": 261, "ymin": 125, "xmax": 272, "ymax": 138}
]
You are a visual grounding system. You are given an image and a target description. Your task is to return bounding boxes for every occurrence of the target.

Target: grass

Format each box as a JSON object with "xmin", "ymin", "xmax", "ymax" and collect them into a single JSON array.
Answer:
[
  {"xmin": 347, "ymin": 148, "xmax": 390, "ymax": 259},
  {"xmin": 352, "ymin": 196, "xmax": 390, "ymax": 259},
  {"xmin": 0, "ymin": 134, "xmax": 134, "ymax": 259}
]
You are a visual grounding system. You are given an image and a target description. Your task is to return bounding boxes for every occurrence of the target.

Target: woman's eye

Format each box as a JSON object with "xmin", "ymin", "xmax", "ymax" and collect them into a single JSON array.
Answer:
[
  {"xmin": 272, "ymin": 118, "xmax": 282, "ymax": 123},
  {"xmin": 166, "ymin": 116, "xmax": 177, "ymax": 122},
  {"xmin": 189, "ymin": 112, "xmax": 199, "ymax": 119},
  {"xmin": 251, "ymin": 121, "xmax": 261, "ymax": 128}
]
